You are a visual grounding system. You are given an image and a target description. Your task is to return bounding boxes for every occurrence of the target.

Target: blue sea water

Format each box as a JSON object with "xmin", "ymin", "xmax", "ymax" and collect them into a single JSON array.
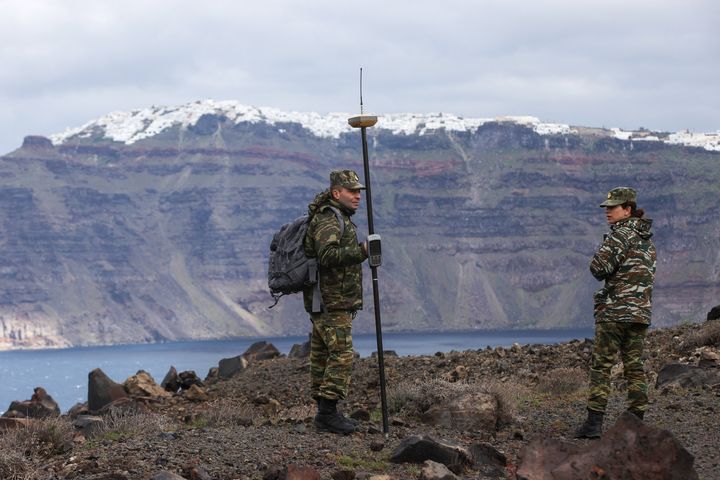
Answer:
[{"xmin": 0, "ymin": 328, "xmax": 593, "ymax": 414}]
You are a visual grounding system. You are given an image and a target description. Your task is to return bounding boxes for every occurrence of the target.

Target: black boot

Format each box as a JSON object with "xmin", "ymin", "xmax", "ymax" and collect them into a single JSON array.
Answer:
[
  {"xmin": 574, "ymin": 409, "xmax": 604, "ymax": 439},
  {"xmin": 314, "ymin": 398, "xmax": 356, "ymax": 435},
  {"xmin": 315, "ymin": 398, "xmax": 358, "ymax": 426}
]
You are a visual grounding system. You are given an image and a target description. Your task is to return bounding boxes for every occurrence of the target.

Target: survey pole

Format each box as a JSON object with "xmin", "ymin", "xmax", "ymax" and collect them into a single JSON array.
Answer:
[{"xmin": 348, "ymin": 112, "xmax": 388, "ymax": 435}]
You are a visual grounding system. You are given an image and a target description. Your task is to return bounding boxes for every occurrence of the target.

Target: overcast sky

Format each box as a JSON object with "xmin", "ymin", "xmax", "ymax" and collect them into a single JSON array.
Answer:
[{"xmin": 1, "ymin": 0, "xmax": 718, "ymax": 154}]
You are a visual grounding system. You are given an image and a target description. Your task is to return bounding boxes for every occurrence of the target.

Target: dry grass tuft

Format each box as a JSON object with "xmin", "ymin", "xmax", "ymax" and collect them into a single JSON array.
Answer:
[
  {"xmin": 683, "ymin": 320, "xmax": 720, "ymax": 349},
  {"xmin": 0, "ymin": 416, "xmax": 75, "ymax": 479},
  {"xmin": 481, "ymin": 379, "xmax": 528, "ymax": 427},
  {"xmin": 0, "ymin": 449, "xmax": 35, "ymax": 480},
  {"xmin": 0, "ymin": 416, "xmax": 74, "ymax": 456},
  {"xmin": 99, "ymin": 409, "xmax": 170, "ymax": 438},
  {"xmin": 537, "ymin": 367, "xmax": 588, "ymax": 395},
  {"xmin": 388, "ymin": 376, "xmax": 524, "ymax": 427},
  {"xmin": 388, "ymin": 377, "xmax": 475, "ymax": 416},
  {"xmin": 199, "ymin": 399, "xmax": 256, "ymax": 428}
]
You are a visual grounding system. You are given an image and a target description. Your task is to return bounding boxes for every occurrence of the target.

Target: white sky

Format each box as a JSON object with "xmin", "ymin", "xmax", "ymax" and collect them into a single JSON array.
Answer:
[{"xmin": 1, "ymin": 0, "xmax": 718, "ymax": 154}]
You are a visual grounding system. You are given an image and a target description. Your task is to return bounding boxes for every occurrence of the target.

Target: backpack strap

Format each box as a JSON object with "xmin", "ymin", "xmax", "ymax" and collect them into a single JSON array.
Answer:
[
  {"xmin": 326, "ymin": 206, "xmax": 345, "ymax": 239},
  {"xmin": 310, "ymin": 206, "xmax": 346, "ymax": 313}
]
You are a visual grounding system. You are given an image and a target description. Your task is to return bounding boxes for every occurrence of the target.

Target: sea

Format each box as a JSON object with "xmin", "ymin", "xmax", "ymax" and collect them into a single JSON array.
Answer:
[{"xmin": 0, "ymin": 328, "xmax": 593, "ymax": 414}]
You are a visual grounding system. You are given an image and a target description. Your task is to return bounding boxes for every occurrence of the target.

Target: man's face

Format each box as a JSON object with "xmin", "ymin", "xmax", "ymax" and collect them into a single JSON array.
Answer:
[
  {"xmin": 605, "ymin": 205, "xmax": 631, "ymax": 224},
  {"xmin": 332, "ymin": 187, "xmax": 362, "ymax": 212}
]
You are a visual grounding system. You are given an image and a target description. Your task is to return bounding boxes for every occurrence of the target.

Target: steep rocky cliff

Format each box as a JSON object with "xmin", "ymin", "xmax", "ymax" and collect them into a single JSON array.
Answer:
[{"xmin": 1, "ymin": 102, "xmax": 718, "ymax": 348}]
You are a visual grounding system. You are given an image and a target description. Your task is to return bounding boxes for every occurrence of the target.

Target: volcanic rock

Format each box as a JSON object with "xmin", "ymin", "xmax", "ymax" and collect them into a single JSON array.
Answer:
[
  {"xmin": 124, "ymin": 370, "xmax": 171, "ymax": 398},
  {"xmin": 469, "ymin": 442, "xmax": 506, "ymax": 478},
  {"xmin": 419, "ymin": 460, "xmax": 458, "ymax": 480},
  {"xmin": 516, "ymin": 412, "xmax": 698, "ymax": 480},
  {"xmin": 656, "ymin": 363, "xmax": 720, "ymax": 389},
  {"xmin": 88, "ymin": 369, "xmax": 128, "ymax": 412},
  {"xmin": 161, "ymin": 366, "xmax": 181, "ymax": 393},
  {"xmin": 2, "ymin": 386, "xmax": 60, "ymax": 418},
  {"xmin": 243, "ymin": 341, "xmax": 281, "ymax": 362},
  {"xmin": 218, "ymin": 355, "xmax": 249, "ymax": 378},
  {"xmin": 178, "ymin": 371, "xmax": 203, "ymax": 390},
  {"xmin": 289, "ymin": 340, "xmax": 311, "ymax": 359},
  {"xmin": 390, "ymin": 435, "xmax": 473, "ymax": 474},
  {"xmin": 421, "ymin": 392, "xmax": 498, "ymax": 431}
]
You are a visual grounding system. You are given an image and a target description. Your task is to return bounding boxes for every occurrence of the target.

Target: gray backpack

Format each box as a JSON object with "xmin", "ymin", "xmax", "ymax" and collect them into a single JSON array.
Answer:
[{"xmin": 268, "ymin": 207, "xmax": 344, "ymax": 308}]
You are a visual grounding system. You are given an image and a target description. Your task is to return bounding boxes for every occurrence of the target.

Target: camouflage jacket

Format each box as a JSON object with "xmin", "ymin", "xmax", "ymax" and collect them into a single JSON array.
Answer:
[
  {"xmin": 303, "ymin": 190, "xmax": 367, "ymax": 312},
  {"xmin": 590, "ymin": 217, "xmax": 656, "ymax": 325}
]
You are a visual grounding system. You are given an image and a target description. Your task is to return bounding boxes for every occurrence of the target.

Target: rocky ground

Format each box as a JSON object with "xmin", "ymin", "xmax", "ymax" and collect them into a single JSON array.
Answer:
[{"xmin": 1, "ymin": 320, "xmax": 719, "ymax": 480}]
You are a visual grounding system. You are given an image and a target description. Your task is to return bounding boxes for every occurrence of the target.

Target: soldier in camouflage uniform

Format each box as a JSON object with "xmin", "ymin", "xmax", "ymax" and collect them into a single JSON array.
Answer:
[
  {"xmin": 303, "ymin": 170, "xmax": 368, "ymax": 434},
  {"xmin": 575, "ymin": 187, "xmax": 656, "ymax": 439}
]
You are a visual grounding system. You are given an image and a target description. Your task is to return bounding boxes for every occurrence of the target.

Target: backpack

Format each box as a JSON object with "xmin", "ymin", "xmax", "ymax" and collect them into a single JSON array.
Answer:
[{"xmin": 268, "ymin": 206, "xmax": 344, "ymax": 308}]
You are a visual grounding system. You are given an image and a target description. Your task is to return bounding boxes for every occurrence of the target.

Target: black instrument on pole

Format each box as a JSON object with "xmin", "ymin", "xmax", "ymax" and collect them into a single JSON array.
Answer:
[{"xmin": 347, "ymin": 68, "xmax": 389, "ymax": 435}]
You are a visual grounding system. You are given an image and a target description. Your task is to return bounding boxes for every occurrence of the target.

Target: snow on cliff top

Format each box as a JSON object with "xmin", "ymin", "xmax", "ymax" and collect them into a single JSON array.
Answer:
[{"xmin": 49, "ymin": 99, "xmax": 719, "ymax": 151}]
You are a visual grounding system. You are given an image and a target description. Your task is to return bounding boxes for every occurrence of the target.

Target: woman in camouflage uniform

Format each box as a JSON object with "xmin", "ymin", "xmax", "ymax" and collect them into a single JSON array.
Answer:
[{"xmin": 575, "ymin": 187, "xmax": 656, "ymax": 439}]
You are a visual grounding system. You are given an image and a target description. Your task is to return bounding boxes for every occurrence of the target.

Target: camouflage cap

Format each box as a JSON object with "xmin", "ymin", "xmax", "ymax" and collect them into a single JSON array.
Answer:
[
  {"xmin": 330, "ymin": 169, "xmax": 365, "ymax": 190},
  {"xmin": 599, "ymin": 187, "xmax": 637, "ymax": 207}
]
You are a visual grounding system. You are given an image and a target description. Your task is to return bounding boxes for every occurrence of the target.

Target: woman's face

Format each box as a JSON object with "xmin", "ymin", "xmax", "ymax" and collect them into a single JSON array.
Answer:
[{"xmin": 605, "ymin": 205, "xmax": 632, "ymax": 224}]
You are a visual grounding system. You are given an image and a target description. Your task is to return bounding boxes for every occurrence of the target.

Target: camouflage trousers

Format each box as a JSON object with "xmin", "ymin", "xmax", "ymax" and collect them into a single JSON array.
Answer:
[
  {"xmin": 587, "ymin": 321, "xmax": 649, "ymax": 414},
  {"xmin": 309, "ymin": 310, "xmax": 355, "ymax": 401}
]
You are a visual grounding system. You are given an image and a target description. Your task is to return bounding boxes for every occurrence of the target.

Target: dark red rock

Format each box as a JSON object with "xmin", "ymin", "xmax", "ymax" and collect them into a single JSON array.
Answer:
[
  {"xmin": 281, "ymin": 464, "xmax": 320, "ymax": 480},
  {"xmin": 516, "ymin": 412, "xmax": 698, "ymax": 480}
]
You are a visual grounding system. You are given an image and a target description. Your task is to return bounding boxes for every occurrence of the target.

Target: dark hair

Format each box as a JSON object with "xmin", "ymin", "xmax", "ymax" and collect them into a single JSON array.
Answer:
[{"xmin": 622, "ymin": 201, "xmax": 645, "ymax": 218}]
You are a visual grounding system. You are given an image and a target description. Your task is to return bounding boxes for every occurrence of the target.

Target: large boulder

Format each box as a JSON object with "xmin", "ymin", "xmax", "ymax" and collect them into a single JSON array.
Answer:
[
  {"xmin": 656, "ymin": 363, "xmax": 720, "ymax": 389},
  {"xmin": 421, "ymin": 393, "xmax": 498, "ymax": 431},
  {"xmin": 516, "ymin": 412, "xmax": 698, "ymax": 480},
  {"xmin": 2, "ymin": 387, "xmax": 60, "ymax": 418},
  {"xmin": 218, "ymin": 355, "xmax": 249, "ymax": 379},
  {"xmin": 124, "ymin": 370, "xmax": 171, "ymax": 398},
  {"xmin": 243, "ymin": 341, "xmax": 281, "ymax": 362},
  {"xmin": 88, "ymin": 368, "xmax": 128, "ymax": 411}
]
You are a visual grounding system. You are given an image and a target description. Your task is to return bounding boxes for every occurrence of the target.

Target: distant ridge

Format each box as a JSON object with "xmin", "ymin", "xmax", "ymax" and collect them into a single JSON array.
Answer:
[
  {"xmin": 49, "ymin": 99, "xmax": 720, "ymax": 151},
  {"xmin": 2, "ymin": 99, "xmax": 719, "ymax": 349}
]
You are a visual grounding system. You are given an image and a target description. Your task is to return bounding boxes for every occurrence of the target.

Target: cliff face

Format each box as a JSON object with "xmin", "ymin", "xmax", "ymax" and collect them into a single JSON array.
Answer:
[{"xmin": 1, "ymin": 109, "xmax": 718, "ymax": 348}]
